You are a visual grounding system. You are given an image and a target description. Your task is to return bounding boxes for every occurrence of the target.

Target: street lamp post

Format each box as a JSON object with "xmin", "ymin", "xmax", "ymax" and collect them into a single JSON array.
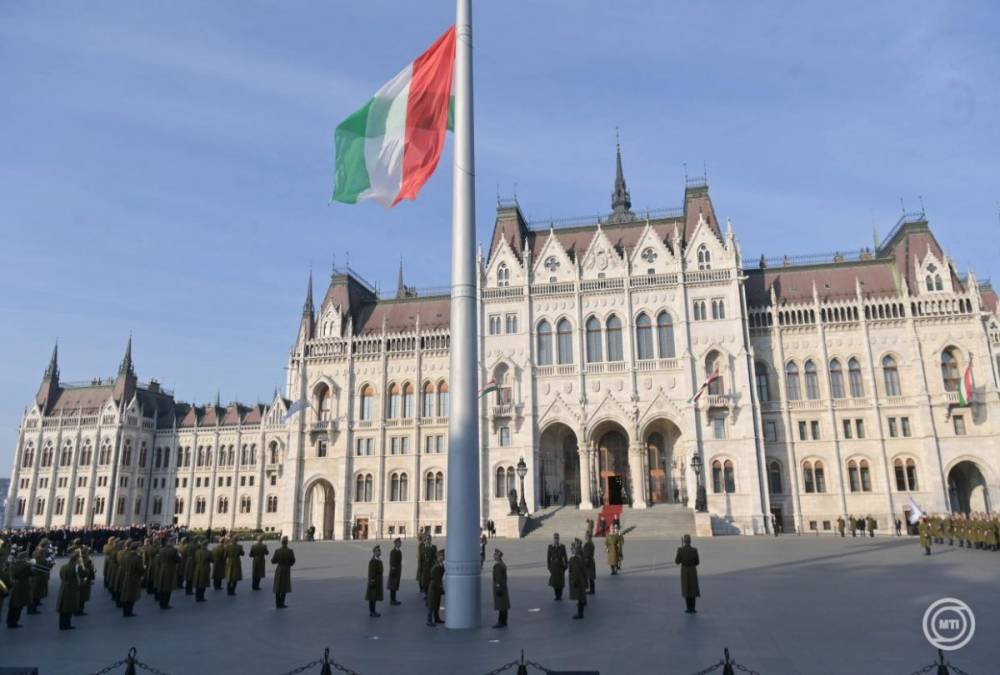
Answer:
[
  {"xmin": 516, "ymin": 457, "xmax": 528, "ymax": 515},
  {"xmin": 691, "ymin": 454, "xmax": 707, "ymax": 513}
]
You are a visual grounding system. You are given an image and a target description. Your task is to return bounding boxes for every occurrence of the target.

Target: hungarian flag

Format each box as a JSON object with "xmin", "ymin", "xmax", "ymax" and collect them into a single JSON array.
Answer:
[
  {"xmin": 479, "ymin": 379, "xmax": 498, "ymax": 399},
  {"xmin": 689, "ymin": 367, "xmax": 720, "ymax": 404},
  {"xmin": 332, "ymin": 26, "xmax": 456, "ymax": 207},
  {"xmin": 957, "ymin": 360, "xmax": 973, "ymax": 406}
]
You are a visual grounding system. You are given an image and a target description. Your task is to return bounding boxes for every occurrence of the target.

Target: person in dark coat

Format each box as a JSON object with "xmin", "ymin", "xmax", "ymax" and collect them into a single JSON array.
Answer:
[
  {"xmin": 425, "ymin": 549, "xmax": 445, "ymax": 627},
  {"xmin": 491, "ymin": 549, "xmax": 509, "ymax": 628},
  {"xmin": 547, "ymin": 533, "xmax": 568, "ymax": 600},
  {"xmin": 271, "ymin": 536, "xmax": 295, "ymax": 609},
  {"xmin": 194, "ymin": 539, "xmax": 212, "ymax": 602},
  {"xmin": 420, "ymin": 534, "xmax": 437, "ymax": 597},
  {"xmin": 674, "ymin": 534, "xmax": 700, "ymax": 613},
  {"xmin": 28, "ymin": 539, "xmax": 52, "ymax": 614},
  {"xmin": 568, "ymin": 540, "xmax": 587, "ymax": 620},
  {"xmin": 76, "ymin": 546, "xmax": 95, "ymax": 616},
  {"xmin": 6, "ymin": 550, "xmax": 32, "ymax": 628},
  {"xmin": 249, "ymin": 537, "xmax": 269, "ymax": 591},
  {"xmin": 156, "ymin": 539, "xmax": 181, "ymax": 609},
  {"xmin": 183, "ymin": 538, "xmax": 197, "ymax": 595},
  {"xmin": 120, "ymin": 542, "xmax": 144, "ymax": 618},
  {"xmin": 582, "ymin": 531, "xmax": 596, "ymax": 595},
  {"xmin": 211, "ymin": 538, "xmax": 227, "ymax": 590},
  {"xmin": 387, "ymin": 538, "xmax": 402, "ymax": 605},
  {"xmin": 225, "ymin": 538, "xmax": 245, "ymax": 595},
  {"xmin": 415, "ymin": 532, "xmax": 426, "ymax": 593},
  {"xmin": 366, "ymin": 545, "xmax": 384, "ymax": 617},
  {"xmin": 56, "ymin": 550, "xmax": 82, "ymax": 630}
]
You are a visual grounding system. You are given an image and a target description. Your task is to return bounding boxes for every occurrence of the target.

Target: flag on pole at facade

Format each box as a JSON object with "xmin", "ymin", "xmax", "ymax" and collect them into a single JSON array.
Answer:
[
  {"xmin": 282, "ymin": 399, "xmax": 310, "ymax": 422},
  {"xmin": 957, "ymin": 355, "xmax": 974, "ymax": 406},
  {"xmin": 689, "ymin": 367, "xmax": 720, "ymax": 404},
  {"xmin": 332, "ymin": 26, "xmax": 457, "ymax": 207},
  {"xmin": 479, "ymin": 378, "xmax": 498, "ymax": 399},
  {"xmin": 908, "ymin": 496, "xmax": 924, "ymax": 525}
]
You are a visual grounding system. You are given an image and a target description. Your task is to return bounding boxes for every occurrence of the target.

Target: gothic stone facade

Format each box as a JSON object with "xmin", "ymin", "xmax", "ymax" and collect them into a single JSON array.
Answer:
[{"xmin": 6, "ymin": 170, "xmax": 1000, "ymax": 538}]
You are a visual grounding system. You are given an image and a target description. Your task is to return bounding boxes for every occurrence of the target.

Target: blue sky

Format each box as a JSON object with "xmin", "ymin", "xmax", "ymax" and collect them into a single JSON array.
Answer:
[{"xmin": 1, "ymin": 2, "xmax": 998, "ymax": 475}]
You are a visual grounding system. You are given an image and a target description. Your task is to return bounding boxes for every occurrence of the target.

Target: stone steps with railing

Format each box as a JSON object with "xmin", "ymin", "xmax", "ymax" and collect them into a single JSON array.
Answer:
[{"xmin": 521, "ymin": 503, "xmax": 695, "ymax": 540}]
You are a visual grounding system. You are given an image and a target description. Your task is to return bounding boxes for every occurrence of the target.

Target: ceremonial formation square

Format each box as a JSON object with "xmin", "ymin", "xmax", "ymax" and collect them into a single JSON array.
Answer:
[{"xmin": 3, "ymin": 535, "xmax": 997, "ymax": 674}]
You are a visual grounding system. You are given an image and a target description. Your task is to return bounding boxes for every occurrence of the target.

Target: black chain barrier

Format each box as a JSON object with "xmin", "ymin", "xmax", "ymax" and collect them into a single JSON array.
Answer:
[
  {"xmin": 908, "ymin": 649, "xmax": 972, "ymax": 675},
  {"xmin": 687, "ymin": 648, "xmax": 760, "ymax": 675}
]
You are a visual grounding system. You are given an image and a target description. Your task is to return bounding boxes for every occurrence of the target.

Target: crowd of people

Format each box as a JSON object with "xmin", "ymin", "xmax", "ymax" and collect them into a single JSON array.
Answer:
[{"xmin": 918, "ymin": 512, "xmax": 1000, "ymax": 555}]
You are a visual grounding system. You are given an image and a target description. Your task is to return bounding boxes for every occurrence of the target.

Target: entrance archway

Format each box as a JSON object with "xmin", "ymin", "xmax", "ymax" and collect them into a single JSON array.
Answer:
[
  {"xmin": 644, "ymin": 418, "xmax": 683, "ymax": 505},
  {"xmin": 304, "ymin": 479, "xmax": 336, "ymax": 539},
  {"xmin": 593, "ymin": 422, "xmax": 631, "ymax": 506},
  {"xmin": 948, "ymin": 461, "xmax": 991, "ymax": 514},
  {"xmin": 539, "ymin": 423, "xmax": 580, "ymax": 507}
]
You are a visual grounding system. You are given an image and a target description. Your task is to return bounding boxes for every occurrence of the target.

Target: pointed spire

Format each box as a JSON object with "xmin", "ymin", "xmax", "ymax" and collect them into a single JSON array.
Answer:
[
  {"xmin": 609, "ymin": 129, "xmax": 634, "ymax": 223},
  {"xmin": 215, "ymin": 391, "xmax": 221, "ymax": 408},
  {"xmin": 44, "ymin": 341, "xmax": 59, "ymax": 381},
  {"xmin": 118, "ymin": 336, "xmax": 134, "ymax": 376},
  {"xmin": 396, "ymin": 258, "xmax": 405, "ymax": 298},
  {"xmin": 303, "ymin": 269, "xmax": 314, "ymax": 316}
]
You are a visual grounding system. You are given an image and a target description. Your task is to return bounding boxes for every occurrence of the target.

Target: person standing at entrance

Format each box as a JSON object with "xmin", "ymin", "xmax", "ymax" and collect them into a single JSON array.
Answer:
[
  {"xmin": 387, "ymin": 538, "xmax": 402, "ymax": 606},
  {"xmin": 491, "ymin": 549, "xmax": 509, "ymax": 629},
  {"xmin": 547, "ymin": 534, "xmax": 567, "ymax": 600},
  {"xmin": 674, "ymin": 534, "xmax": 700, "ymax": 614},
  {"xmin": 366, "ymin": 545, "xmax": 383, "ymax": 618}
]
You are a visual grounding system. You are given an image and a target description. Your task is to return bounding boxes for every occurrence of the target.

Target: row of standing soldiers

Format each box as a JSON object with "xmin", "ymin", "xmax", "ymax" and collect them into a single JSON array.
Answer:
[
  {"xmin": 1, "ymin": 537, "xmax": 88, "ymax": 630},
  {"xmin": 918, "ymin": 513, "xmax": 1000, "ymax": 555},
  {"xmin": 835, "ymin": 515, "xmax": 879, "ymax": 537}
]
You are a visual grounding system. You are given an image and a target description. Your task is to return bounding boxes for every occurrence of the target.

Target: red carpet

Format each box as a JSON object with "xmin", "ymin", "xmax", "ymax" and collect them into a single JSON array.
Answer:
[{"xmin": 594, "ymin": 504, "xmax": 622, "ymax": 537}]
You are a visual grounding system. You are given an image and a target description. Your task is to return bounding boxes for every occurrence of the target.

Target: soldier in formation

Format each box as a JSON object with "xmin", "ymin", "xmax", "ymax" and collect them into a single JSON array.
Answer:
[
  {"xmin": 837, "ymin": 516, "xmax": 846, "ymax": 537},
  {"xmin": 546, "ymin": 533, "xmax": 567, "ymax": 600},
  {"xmin": 156, "ymin": 536, "xmax": 181, "ymax": 610},
  {"xmin": 387, "ymin": 538, "xmax": 402, "ymax": 606},
  {"xmin": 211, "ymin": 537, "xmax": 227, "ymax": 591},
  {"xmin": 583, "ymin": 531, "xmax": 596, "ymax": 595},
  {"xmin": 491, "ymin": 549, "xmax": 509, "ymax": 629},
  {"xmin": 605, "ymin": 524, "xmax": 623, "ymax": 575},
  {"xmin": 675, "ymin": 534, "xmax": 700, "ymax": 614},
  {"xmin": 568, "ymin": 539, "xmax": 587, "ymax": 620},
  {"xmin": 250, "ymin": 536, "xmax": 269, "ymax": 591},
  {"xmin": 194, "ymin": 538, "xmax": 212, "ymax": 602},
  {"xmin": 425, "ymin": 549, "xmax": 445, "ymax": 627},
  {"xmin": 918, "ymin": 516, "xmax": 932, "ymax": 555},
  {"xmin": 225, "ymin": 537, "xmax": 245, "ymax": 595},
  {"xmin": 56, "ymin": 549, "xmax": 81, "ymax": 630},
  {"xmin": 921, "ymin": 512, "xmax": 1000, "ymax": 554},
  {"xmin": 120, "ymin": 541, "xmax": 144, "ymax": 617},
  {"xmin": 366, "ymin": 545, "xmax": 384, "ymax": 618}
]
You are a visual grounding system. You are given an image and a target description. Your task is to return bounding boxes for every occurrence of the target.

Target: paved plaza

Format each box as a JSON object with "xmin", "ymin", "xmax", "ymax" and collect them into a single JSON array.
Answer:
[{"xmin": 2, "ymin": 534, "xmax": 997, "ymax": 675}]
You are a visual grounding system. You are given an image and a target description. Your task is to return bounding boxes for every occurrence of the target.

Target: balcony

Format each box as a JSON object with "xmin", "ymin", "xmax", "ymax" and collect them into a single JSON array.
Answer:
[
  {"xmin": 311, "ymin": 419, "xmax": 339, "ymax": 433},
  {"xmin": 635, "ymin": 358, "xmax": 681, "ymax": 372},
  {"xmin": 491, "ymin": 403, "xmax": 513, "ymax": 418},
  {"xmin": 705, "ymin": 395, "xmax": 730, "ymax": 409}
]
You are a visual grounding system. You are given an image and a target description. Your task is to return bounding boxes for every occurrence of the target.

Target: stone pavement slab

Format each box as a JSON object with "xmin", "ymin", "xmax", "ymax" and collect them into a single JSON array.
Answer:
[{"xmin": 0, "ymin": 535, "xmax": 995, "ymax": 675}]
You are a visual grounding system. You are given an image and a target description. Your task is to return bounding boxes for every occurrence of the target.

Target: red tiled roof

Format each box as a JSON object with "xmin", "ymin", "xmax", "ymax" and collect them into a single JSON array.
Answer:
[
  {"xmin": 358, "ymin": 295, "xmax": 451, "ymax": 334},
  {"xmin": 746, "ymin": 260, "xmax": 899, "ymax": 306}
]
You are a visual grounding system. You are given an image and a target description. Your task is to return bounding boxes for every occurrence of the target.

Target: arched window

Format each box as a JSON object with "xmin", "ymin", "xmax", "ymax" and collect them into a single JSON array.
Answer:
[
  {"xmin": 387, "ymin": 383, "xmax": 401, "ymax": 419},
  {"xmin": 425, "ymin": 471, "xmax": 444, "ymax": 501},
  {"xmin": 399, "ymin": 473, "xmax": 409, "ymax": 501},
  {"xmin": 848, "ymin": 358, "xmax": 864, "ymax": 398},
  {"xmin": 269, "ymin": 441, "xmax": 279, "ymax": 465},
  {"xmin": 941, "ymin": 348, "xmax": 960, "ymax": 392},
  {"xmin": 355, "ymin": 473, "xmax": 373, "ymax": 502},
  {"xmin": 402, "ymin": 383, "xmax": 414, "ymax": 418},
  {"xmin": 494, "ymin": 364, "xmax": 512, "ymax": 404},
  {"xmin": 848, "ymin": 459, "xmax": 872, "ymax": 493},
  {"xmin": 706, "ymin": 351, "xmax": 723, "ymax": 396},
  {"xmin": 802, "ymin": 461, "xmax": 826, "ymax": 493},
  {"xmin": 767, "ymin": 461, "xmax": 783, "ymax": 494},
  {"xmin": 829, "ymin": 359, "xmax": 845, "ymax": 399},
  {"xmin": 712, "ymin": 460, "xmax": 723, "ymax": 493},
  {"xmin": 606, "ymin": 315, "xmax": 623, "ymax": 362},
  {"xmin": 894, "ymin": 458, "xmax": 919, "ymax": 491},
  {"xmin": 497, "ymin": 263, "xmax": 509, "ymax": 287},
  {"xmin": 635, "ymin": 313, "xmax": 654, "ymax": 360},
  {"xmin": 359, "ymin": 385, "xmax": 375, "ymax": 421},
  {"xmin": 316, "ymin": 384, "xmax": 332, "ymax": 420},
  {"xmin": 79, "ymin": 441, "xmax": 92, "ymax": 466},
  {"xmin": 154, "ymin": 447, "xmax": 162, "ymax": 468},
  {"xmin": 422, "ymin": 382, "xmax": 435, "ymax": 418},
  {"xmin": 785, "ymin": 362, "xmax": 801, "ymax": 401},
  {"xmin": 175, "ymin": 498, "xmax": 184, "ymax": 515},
  {"xmin": 935, "ymin": 275, "xmax": 943, "ymax": 291},
  {"xmin": 723, "ymin": 460, "xmax": 735, "ymax": 493},
  {"xmin": 697, "ymin": 245, "xmax": 711, "ymax": 270},
  {"xmin": 754, "ymin": 362, "xmax": 770, "ymax": 402},
  {"xmin": 40, "ymin": 443, "xmax": 52, "ymax": 468},
  {"xmin": 585, "ymin": 316, "xmax": 603, "ymax": 363},
  {"xmin": 536, "ymin": 320, "xmax": 553, "ymax": 365},
  {"xmin": 556, "ymin": 319, "xmax": 573, "ymax": 364},
  {"xmin": 506, "ymin": 467, "xmax": 516, "ymax": 497},
  {"xmin": 882, "ymin": 355, "xmax": 901, "ymax": 396},
  {"xmin": 60, "ymin": 442, "xmax": 72, "ymax": 467},
  {"xmin": 926, "ymin": 275, "xmax": 934, "ymax": 292},
  {"xmin": 121, "ymin": 441, "xmax": 132, "ymax": 467},
  {"xmin": 495, "ymin": 467, "xmax": 506, "ymax": 498},
  {"xmin": 217, "ymin": 497, "xmax": 229, "ymax": 514},
  {"xmin": 437, "ymin": 381, "xmax": 449, "ymax": 417},
  {"xmin": 656, "ymin": 311, "xmax": 675, "ymax": 358},
  {"xmin": 391, "ymin": 473, "xmax": 401, "ymax": 501},
  {"xmin": 21, "ymin": 443, "xmax": 34, "ymax": 468},
  {"xmin": 804, "ymin": 360, "xmax": 820, "ymax": 400},
  {"xmin": 240, "ymin": 495, "xmax": 252, "ymax": 513},
  {"xmin": 266, "ymin": 495, "xmax": 278, "ymax": 513}
]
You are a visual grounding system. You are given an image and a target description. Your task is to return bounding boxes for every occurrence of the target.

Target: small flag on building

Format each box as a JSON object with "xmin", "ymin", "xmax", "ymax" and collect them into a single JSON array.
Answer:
[
  {"xmin": 332, "ymin": 26, "xmax": 456, "ymax": 207},
  {"xmin": 282, "ymin": 399, "xmax": 310, "ymax": 422},
  {"xmin": 479, "ymin": 378, "xmax": 499, "ymax": 399},
  {"xmin": 957, "ymin": 357, "xmax": 973, "ymax": 406},
  {"xmin": 689, "ymin": 368, "xmax": 720, "ymax": 404}
]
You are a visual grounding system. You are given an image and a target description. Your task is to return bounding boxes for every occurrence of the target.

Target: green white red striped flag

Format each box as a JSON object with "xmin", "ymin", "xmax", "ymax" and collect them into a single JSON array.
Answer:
[
  {"xmin": 332, "ymin": 26, "xmax": 456, "ymax": 207},
  {"xmin": 479, "ymin": 378, "xmax": 498, "ymax": 399},
  {"xmin": 689, "ymin": 367, "xmax": 720, "ymax": 404},
  {"xmin": 957, "ymin": 360, "xmax": 973, "ymax": 406}
]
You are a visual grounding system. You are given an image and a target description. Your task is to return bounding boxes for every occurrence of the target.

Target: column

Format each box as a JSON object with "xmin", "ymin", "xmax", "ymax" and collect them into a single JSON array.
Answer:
[
  {"xmin": 577, "ymin": 443, "xmax": 593, "ymax": 509},
  {"xmin": 628, "ymin": 443, "xmax": 647, "ymax": 508}
]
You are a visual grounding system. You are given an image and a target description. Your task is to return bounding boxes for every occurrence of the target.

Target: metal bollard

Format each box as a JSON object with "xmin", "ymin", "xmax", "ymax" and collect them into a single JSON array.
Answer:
[
  {"xmin": 320, "ymin": 648, "xmax": 332, "ymax": 675},
  {"xmin": 516, "ymin": 649, "xmax": 528, "ymax": 675},
  {"xmin": 721, "ymin": 648, "xmax": 735, "ymax": 675},
  {"xmin": 124, "ymin": 648, "xmax": 138, "ymax": 675}
]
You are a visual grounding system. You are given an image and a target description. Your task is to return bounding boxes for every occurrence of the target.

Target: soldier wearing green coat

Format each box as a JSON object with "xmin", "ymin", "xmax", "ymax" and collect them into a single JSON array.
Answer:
[
  {"xmin": 583, "ymin": 531, "xmax": 596, "ymax": 595},
  {"xmin": 918, "ymin": 517, "xmax": 932, "ymax": 555},
  {"xmin": 183, "ymin": 538, "xmax": 198, "ymax": 595},
  {"xmin": 156, "ymin": 539, "xmax": 181, "ymax": 610},
  {"xmin": 415, "ymin": 533, "xmax": 426, "ymax": 593},
  {"xmin": 28, "ymin": 540, "xmax": 51, "ymax": 614},
  {"xmin": 837, "ymin": 517, "xmax": 846, "ymax": 537},
  {"xmin": 212, "ymin": 538, "xmax": 228, "ymax": 590},
  {"xmin": 176, "ymin": 538, "xmax": 189, "ymax": 590},
  {"xmin": 546, "ymin": 533, "xmax": 568, "ymax": 600},
  {"xmin": 0, "ymin": 543, "xmax": 11, "ymax": 623},
  {"xmin": 675, "ymin": 534, "xmax": 701, "ymax": 613},
  {"xmin": 76, "ymin": 546, "xmax": 95, "ymax": 616},
  {"xmin": 120, "ymin": 542, "xmax": 144, "ymax": 618},
  {"xmin": 144, "ymin": 538, "xmax": 160, "ymax": 596},
  {"xmin": 250, "ymin": 537, "xmax": 269, "ymax": 591},
  {"xmin": 568, "ymin": 540, "xmax": 587, "ymax": 620},
  {"xmin": 57, "ymin": 550, "xmax": 82, "ymax": 631},
  {"xmin": 604, "ymin": 527, "xmax": 623, "ymax": 575},
  {"xmin": 194, "ymin": 539, "xmax": 212, "ymax": 602},
  {"xmin": 387, "ymin": 538, "xmax": 402, "ymax": 605},
  {"xmin": 425, "ymin": 549, "xmax": 445, "ymax": 627},
  {"xmin": 113, "ymin": 543, "xmax": 129, "ymax": 607},
  {"xmin": 366, "ymin": 545, "xmax": 384, "ymax": 617},
  {"xmin": 271, "ymin": 537, "xmax": 295, "ymax": 609},
  {"xmin": 225, "ymin": 539, "xmax": 245, "ymax": 595},
  {"xmin": 102, "ymin": 537, "xmax": 116, "ymax": 591},
  {"xmin": 6, "ymin": 551, "xmax": 33, "ymax": 628},
  {"xmin": 420, "ymin": 534, "xmax": 437, "ymax": 597},
  {"xmin": 491, "ymin": 549, "xmax": 509, "ymax": 628}
]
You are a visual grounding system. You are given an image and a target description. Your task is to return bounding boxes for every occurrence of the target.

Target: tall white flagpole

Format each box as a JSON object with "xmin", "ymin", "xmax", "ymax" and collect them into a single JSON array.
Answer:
[{"xmin": 445, "ymin": 0, "xmax": 481, "ymax": 629}]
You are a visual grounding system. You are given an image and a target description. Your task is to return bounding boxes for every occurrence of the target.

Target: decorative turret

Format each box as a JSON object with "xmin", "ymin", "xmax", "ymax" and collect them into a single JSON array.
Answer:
[
  {"xmin": 113, "ymin": 336, "xmax": 138, "ymax": 404},
  {"xmin": 609, "ymin": 133, "xmax": 634, "ymax": 224},
  {"xmin": 35, "ymin": 342, "xmax": 60, "ymax": 412},
  {"xmin": 298, "ymin": 270, "xmax": 315, "ymax": 342}
]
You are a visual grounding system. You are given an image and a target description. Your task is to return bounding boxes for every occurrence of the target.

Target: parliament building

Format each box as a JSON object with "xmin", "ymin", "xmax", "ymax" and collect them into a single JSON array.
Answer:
[{"xmin": 6, "ymin": 148, "xmax": 1000, "ymax": 538}]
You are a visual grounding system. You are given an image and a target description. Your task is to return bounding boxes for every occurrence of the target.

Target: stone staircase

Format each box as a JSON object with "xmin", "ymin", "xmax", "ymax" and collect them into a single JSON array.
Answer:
[{"xmin": 521, "ymin": 503, "xmax": 696, "ymax": 540}]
